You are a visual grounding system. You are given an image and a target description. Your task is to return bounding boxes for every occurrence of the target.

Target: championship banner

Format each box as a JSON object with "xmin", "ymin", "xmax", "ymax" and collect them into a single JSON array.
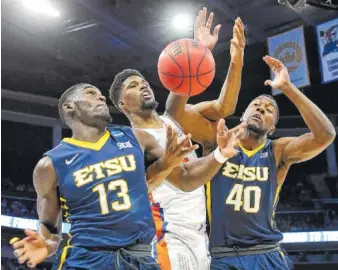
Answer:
[
  {"xmin": 316, "ymin": 17, "xmax": 338, "ymax": 83},
  {"xmin": 267, "ymin": 26, "xmax": 310, "ymax": 95}
]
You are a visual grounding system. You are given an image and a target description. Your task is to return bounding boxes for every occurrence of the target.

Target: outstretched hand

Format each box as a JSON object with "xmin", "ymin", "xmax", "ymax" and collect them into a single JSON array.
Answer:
[
  {"xmin": 263, "ymin": 55, "xmax": 291, "ymax": 90},
  {"xmin": 11, "ymin": 229, "xmax": 49, "ymax": 268},
  {"xmin": 230, "ymin": 17, "xmax": 246, "ymax": 65},
  {"xmin": 163, "ymin": 124, "xmax": 199, "ymax": 169},
  {"xmin": 216, "ymin": 119, "xmax": 247, "ymax": 159},
  {"xmin": 194, "ymin": 7, "xmax": 221, "ymax": 51}
]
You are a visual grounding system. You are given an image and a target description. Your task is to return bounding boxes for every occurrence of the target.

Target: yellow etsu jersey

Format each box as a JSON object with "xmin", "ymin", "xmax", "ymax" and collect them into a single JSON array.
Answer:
[
  {"xmin": 45, "ymin": 126, "xmax": 155, "ymax": 248},
  {"xmin": 208, "ymin": 140, "xmax": 283, "ymax": 248}
]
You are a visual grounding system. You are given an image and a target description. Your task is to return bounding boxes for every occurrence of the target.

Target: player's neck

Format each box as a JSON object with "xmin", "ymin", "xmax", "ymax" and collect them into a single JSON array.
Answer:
[
  {"xmin": 71, "ymin": 124, "xmax": 106, "ymax": 143},
  {"xmin": 240, "ymin": 133, "xmax": 267, "ymax": 150},
  {"xmin": 129, "ymin": 111, "xmax": 163, "ymax": 129}
]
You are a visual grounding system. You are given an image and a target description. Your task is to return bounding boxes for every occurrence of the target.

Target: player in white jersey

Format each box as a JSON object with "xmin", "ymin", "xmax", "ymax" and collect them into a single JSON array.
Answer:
[
  {"xmin": 144, "ymin": 115, "xmax": 209, "ymax": 270},
  {"xmin": 108, "ymin": 8, "xmax": 245, "ymax": 270}
]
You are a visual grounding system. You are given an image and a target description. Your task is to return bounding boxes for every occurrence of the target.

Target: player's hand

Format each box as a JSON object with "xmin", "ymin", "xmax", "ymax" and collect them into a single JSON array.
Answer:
[
  {"xmin": 263, "ymin": 55, "xmax": 291, "ymax": 89},
  {"xmin": 230, "ymin": 17, "xmax": 246, "ymax": 65},
  {"xmin": 216, "ymin": 119, "xmax": 247, "ymax": 159},
  {"xmin": 194, "ymin": 7, "xmax": 221, "ymax": 51},
  {"xmin": 163, "ymin": 124, "xmax": 199, "ymax": 169},
  {"xmin": 11, "ymin": 229, "xmax": 49, "ymax": 268}
]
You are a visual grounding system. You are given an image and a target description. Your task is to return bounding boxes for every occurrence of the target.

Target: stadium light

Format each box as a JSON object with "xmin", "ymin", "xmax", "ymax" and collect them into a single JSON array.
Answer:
[
  {"xmin": 21, "ymin": 0, "xmax": 60, "ymax": 17},
  {"xmin": 172, "ymin": 14, "xmax": 191, "ymax": 30}
]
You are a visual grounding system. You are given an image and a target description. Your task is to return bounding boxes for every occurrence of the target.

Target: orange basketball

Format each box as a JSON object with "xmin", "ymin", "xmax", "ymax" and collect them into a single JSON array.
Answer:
[{"xmin": 157, "ymin": 38, "xmax": 215, "ymax": 96}]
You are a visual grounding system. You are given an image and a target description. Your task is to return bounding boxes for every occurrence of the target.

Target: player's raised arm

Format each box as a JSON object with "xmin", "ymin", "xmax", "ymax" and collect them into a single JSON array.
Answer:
[
  {"xmin": 165, "ymin": 8, "xmax": 245, "ymax": 146},
  {"xmin": 136, "ymin": 120, "xmax": 246, "ymax": 192},
  {"xmin": 263, "ymin": 56, "xmax": 336, "ymax": 175},
  {"xmin": 191, "ymin": 9, "xmax": 245, "ymax": 120},
  {"xmin": 11, "ymin": 157, "xmax": 62, "ymax": 268}
]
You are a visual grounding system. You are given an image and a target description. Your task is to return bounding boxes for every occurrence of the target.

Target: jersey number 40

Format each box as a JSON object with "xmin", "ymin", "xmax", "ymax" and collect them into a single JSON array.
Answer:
[{"xmin": 225, "ymin": 184, "xmax": 261, "ymax": 213}]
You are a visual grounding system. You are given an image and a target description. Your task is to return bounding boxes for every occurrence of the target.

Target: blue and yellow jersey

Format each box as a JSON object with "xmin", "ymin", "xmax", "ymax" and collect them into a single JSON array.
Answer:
[
  {"xmin": 207, "ymin": 140, "xmax": 283, "ymax": 248},
  {"xmin": 45, "ymin": 126, "xmax": 155, "ymax": 248}
]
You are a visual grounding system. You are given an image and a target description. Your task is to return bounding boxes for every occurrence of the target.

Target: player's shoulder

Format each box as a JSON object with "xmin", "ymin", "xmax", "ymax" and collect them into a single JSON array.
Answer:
[
  {"xmin": 272, "ymin": 137, "xmax": 295, "ymax": 150},
  {"xmin": 271, "ymin": 137, "xmax": 296, "ymax": 166},
  {"xmin": 34, "ymin": 156, "xmax": 56, "ymax": 178}
]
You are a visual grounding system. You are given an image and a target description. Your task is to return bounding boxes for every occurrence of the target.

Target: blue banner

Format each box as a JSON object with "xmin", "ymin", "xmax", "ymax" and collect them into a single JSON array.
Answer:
[
  {"xmin": 267, "ymin": 26, "xmax": 310, "ymax": 95},
  {"xmin": 316, "ymin": 17, "xmax": 338, "ymax": 84}
]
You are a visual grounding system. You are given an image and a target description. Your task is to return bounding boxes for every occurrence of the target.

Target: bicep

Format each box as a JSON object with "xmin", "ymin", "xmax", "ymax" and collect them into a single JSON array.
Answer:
[
  {"xmin": 33, "ymin": 157, "xmax": 61, "ymax": 226},
  {"xmin": 191, "ymin": 101, "xmax": 223, "ymax": 121},
  {"xmin": 281, "ymin": 133, "xmax": 330, "ymax": 165}
]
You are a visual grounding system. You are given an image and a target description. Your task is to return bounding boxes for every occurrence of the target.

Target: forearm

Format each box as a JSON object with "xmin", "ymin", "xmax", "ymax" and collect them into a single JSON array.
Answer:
[
  {"xmin": 176, "ymin": 149, "xmax": 224, "ymax": 191},
  {"xmin": 212, "ymin": 61, "xmax": 243, "ymax": 119},
  {"xmin": 37, "ymin": 198, "xmax": 62, "ymax": 256},
  {"xmin": 280, "ymin": 82, "xmax": 336, "ymax": 142},
  {"xmin": 146, "ymin": 157, "xmax": 176, "ymax": 192},
  {"xmin": 165, "ymin": 93, "xmax": 189, "ymax": 119}
]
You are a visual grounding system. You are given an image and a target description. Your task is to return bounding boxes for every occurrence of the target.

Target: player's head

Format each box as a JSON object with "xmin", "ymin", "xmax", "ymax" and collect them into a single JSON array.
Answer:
[
  {"xmin": 59, "ymin": 83, "xmax": 112, "ymax": 128},
  {"xmin": 109, "ymin": 69, "xmax": 158, "ymax": 115},
  {"xmin": 241, "ymin": 94, "xmax": 279, "ymax": 136}
]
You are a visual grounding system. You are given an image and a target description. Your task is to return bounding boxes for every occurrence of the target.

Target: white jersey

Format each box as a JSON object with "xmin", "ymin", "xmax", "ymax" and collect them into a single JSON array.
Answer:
[{"xmin": 144, "ymin": 115, "xmax": 210, "ymax": 270}]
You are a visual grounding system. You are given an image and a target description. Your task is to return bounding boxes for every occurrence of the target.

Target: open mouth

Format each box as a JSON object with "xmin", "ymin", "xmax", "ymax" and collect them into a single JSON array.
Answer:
[
  {"xmin": 141, "ymin": 89, "xmax": 153, "ymax": 100},
  {"xmin": 250, "ymin": 113, "xmax": 262, "ymax": 123}
]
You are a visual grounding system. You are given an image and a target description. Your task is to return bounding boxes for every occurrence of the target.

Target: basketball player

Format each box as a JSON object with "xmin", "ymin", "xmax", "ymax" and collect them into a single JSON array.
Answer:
[
  {"xmin": 11, "ymin": 84, "xmax": 243, "ymax": 269},
  {"xmin": 166, "ymin": 55, "xmax": 336, "ymax": 269},
  {"xmin": 110, "ymin": 8, "xmax": 245, "ymax": 270},
  {"xmin": 108, "ymin": 9, "xmax": 245, "ymax": 270}
]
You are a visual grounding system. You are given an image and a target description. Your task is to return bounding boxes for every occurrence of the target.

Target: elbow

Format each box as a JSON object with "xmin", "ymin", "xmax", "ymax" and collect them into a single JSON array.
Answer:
[
  {"xmin": 214, "ymin": 103, "xmax": 235, "ymax": 119},
  {"xmin": 315, "ymin": 127, "xmax": 336, "ymax": 145},
  {"xmin": 326, "ymin": 128, "xmax": 336, "ymax": 143}
]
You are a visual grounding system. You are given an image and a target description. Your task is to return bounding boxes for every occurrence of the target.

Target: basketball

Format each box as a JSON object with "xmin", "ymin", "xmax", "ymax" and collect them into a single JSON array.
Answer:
[{"xmin": 157, "ymin": 38, "xmax": 215, "ymax": 96}]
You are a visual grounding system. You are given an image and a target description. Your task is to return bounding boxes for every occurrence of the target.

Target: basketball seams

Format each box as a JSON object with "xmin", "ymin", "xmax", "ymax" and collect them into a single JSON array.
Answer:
[
  {"xmin": 158, "ymin": 69, "xmax": 215, "ymax": 78},
  {"xmin": 196, "ymin": 45, "xmax": 213, "ymax": 88},
  {"xmin": 185, "ymin": 39, "xmax": 192, "ymax": 96},
  {"xmin": 163, "ymin": 48, "xmax": 185, "ymax": 91}
]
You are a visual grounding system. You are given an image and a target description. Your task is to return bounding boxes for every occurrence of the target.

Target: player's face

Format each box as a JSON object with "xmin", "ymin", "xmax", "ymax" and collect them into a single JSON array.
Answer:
[
  {"xmin": 70, "ymin": 87, "xmax": 112, "ymax": 127},
  {"xmin": 242, "ymin": 97, "xmax": 277, "ymax": 135},
  {"xmin": 120, "ymin": 75, "xmax": 158, "ymax": 114}
]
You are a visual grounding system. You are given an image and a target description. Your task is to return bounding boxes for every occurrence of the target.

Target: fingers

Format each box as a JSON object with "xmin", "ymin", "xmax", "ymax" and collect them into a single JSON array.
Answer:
[
  {"xmin": 201, "ymin": 7, "xmax": 207, "ymax": 26},
  {"xmin": 228, "ymin": 122, "xmax": 247, "ymax": 135},
  {"xmin": 212, "ymin": 24, "xmax": 221, "ymax": 39},
  {"xmin": 18, "ymin": 252, "xmax": 30, "ymax": 264},
  {"xmin": 234, "ymin": 24, "xmax": 246, "ymax": 48},
  {"xmin": 177, "ymin": 133, "xmax": 192, "ymax": 149},
  {"xmin": 24, "ymin": 229, "xmax": 39, "ymax": 239},
  {"xmin": 182, "ymin": 144, "xmax": 199, "ymax": 155},
  {"xmin": 217, "ymin": 119, "xmax": 226, "ymax": 136},
  {"xmin": 194, "ymin": 10, "xmax": 202, "ymax": 30},
  {"xmin": 27, "ymin": 261, "xmax": 37, "ymax": 268},
  {"xmin": 12, "ymin": 238, "xmax": 26, "ymax": 250},
  {"xmin": 263, "ymin": 55, "xmax": 283, "ymax": 71},
  {"xmin": 237, "ymin": 17, "xmax": 245, "ymax": 29},
  {"xmin": 206, "ymin": 11, "xmax": 214, "ymax": 29},
  {"xmin": 165, "ymin": 124, "xmax": 174, "ymax": 145},
  {"xmin": 264, "ymin": 80, "xmax": 273, "ymax": 87},
  {"xmin": 13, "ymin": 248, "xmax": 25, "ymax": 258}
]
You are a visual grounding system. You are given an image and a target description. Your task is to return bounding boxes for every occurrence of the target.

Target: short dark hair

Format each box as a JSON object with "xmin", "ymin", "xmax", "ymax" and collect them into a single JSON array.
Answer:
[
  {"xmin": 58, "ymin": 83, "xmax": 95, "ymax": 124},
  {"xmin": 257, "ymin": 94, "xmax": 279, "ymax": 124},
  {"xmin": 109, "ymin": 69, "xmax": 144, "ymax": 111}
]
